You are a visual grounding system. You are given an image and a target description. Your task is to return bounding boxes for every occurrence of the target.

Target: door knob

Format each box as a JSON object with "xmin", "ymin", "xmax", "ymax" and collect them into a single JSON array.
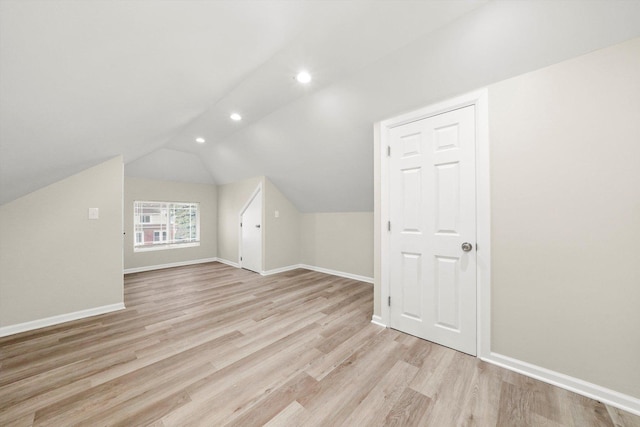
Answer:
[
  {"xmin": 255, "ymin": 224, "xmax": 261, "ymax": 228},
  {"xmin": 461, "ymin": 242, "xmax": 473, "ymax": 252}
]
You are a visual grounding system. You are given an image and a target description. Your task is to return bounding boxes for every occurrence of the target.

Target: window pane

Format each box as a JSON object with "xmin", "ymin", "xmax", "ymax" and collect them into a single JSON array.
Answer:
[
  {"xmin": 173, "ymin": 204, "xmax": 196, "ymax": 242},
  {"xmin": 134, "ymin": 201, "xmax": 199, "ymax": 250}
]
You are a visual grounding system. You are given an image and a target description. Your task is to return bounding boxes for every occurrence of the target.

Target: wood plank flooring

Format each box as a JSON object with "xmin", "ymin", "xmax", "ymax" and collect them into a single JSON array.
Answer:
[{"xmin": 1, "ymin": 262, "xmax": 638, "ymax": 426}]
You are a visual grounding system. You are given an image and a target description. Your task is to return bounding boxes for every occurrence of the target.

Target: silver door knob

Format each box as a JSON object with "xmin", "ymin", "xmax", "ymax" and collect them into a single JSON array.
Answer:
[
  {"xmin": 461, "ymin": 242, "xmax": 473, "ymax": 252},
  {"xmin": 255, "ymin": 224, "xmax": 261, "ymax": 228}
]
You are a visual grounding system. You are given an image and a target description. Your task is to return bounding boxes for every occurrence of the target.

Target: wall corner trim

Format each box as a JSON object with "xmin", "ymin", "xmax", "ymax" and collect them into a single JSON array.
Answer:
[
  {"xmin": 215, "ymin": 258, "xmax": 241, "ymax": 269},
  {"xmin": 0, "ymin": 303, "xmax": 125, "ymax": 338},
  {"xmin": 123, "ymin": 257, "xmax": 218, "ymax": 274},
  {"xmin": 371, "ymin": 315, "xmax": 386, "ymax": 327},
  {"xmin": 261, "ymin": 264, "xmax": 373, "ymax": 284},
  {"xmin": 299, "ymin": 264, "xmax": 373, "ymax": 284},
  {"xmin": 261, "ymin": 265, "xmax": 302, "ymax": 276},
  {"xmin": 482, "ymin": 352, "xmax": 640, "ymax": 416}
]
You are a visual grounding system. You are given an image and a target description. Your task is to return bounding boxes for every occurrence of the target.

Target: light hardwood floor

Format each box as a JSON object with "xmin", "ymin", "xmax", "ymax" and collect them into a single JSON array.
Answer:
[{"xmin": 1, "ymin": 262, "xmax": 638, "ymax": 426}]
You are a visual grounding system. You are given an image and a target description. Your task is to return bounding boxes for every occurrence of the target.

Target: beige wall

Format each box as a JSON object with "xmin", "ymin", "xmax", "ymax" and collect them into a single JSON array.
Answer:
[
  {"xmin": 374, "ymin": 37, "xmax": 640, "ymax": 399},
  {"xmin": 489, "ymin": 37, "xmax": 640, "ymax": 398},
  {"xmin": 218, "ymin": 176, "xmax": 373, "ymax": 278},
  {"xmin": 0, "ymin": 157, "xmax": 124, "ymax": 327},
  {"xmin": 301, "ymin": 212, "xmax": 374, "ymax": 279},
  {"xmin": 264, "ymin": 178, "xmax": 300, "ymax": 271},
  {"xmin": 123, "ymin": 177, "xmax": 217, "ymax": 270},
  {"xmin": 217, "ymin": 176, "xmax": 262, "ymax": 264}
]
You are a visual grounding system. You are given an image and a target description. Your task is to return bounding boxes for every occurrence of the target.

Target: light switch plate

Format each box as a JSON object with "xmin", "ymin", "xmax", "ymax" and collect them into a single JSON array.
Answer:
[{"xmin": 88, "ymin": 208, "xmax": 99, "ymax": 220}]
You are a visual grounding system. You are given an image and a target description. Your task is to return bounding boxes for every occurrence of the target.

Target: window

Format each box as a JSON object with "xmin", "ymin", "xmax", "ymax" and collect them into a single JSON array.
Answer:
[{"xmin": 134, "ymin": 201, "xmax": 200, "ymax": 252}]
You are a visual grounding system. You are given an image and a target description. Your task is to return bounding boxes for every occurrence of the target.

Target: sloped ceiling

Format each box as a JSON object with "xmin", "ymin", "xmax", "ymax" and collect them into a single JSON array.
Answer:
[
  {"xmin": 125, "ymin": 148, "xmax": 214, "ymax": 185},
  {"xmin": 2, "ymin": 1, "xmax": 640, "ymax": 210}
]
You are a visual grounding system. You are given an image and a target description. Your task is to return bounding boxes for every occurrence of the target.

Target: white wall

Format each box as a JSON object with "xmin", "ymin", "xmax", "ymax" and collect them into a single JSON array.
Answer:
[
  {"xmin": 488, "ymin": 37, "xmax": 640, "ymax": 399},
  {"xmin": 301, "ymin": 212, "xmax": 373, "ymax": 279},
  {"xmin": 123, "ymin": 177, "xmax": 217, "ymax": 270},
  {"xmin": 374, "ymin": 37, "xmax": 640, "ymax": 401},
  {"xmin": 0, "ymin": 157, "xmax": 124, "ymax": 329}
]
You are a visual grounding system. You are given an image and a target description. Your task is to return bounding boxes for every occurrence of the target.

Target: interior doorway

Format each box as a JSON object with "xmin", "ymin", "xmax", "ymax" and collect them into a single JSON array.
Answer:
[
  {"xmin": 240, "ymin": 185, "xmax": 263, "ymax": 273},
  {"xmin": 379, "ymin": 89, "xmax": 490, "ymax": 357}
]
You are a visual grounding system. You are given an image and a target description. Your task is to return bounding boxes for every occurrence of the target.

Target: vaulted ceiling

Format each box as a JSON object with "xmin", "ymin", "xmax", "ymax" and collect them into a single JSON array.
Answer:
[{"xmin": 2, "ymin": 1, "xmax": 640, "ymax": 210}]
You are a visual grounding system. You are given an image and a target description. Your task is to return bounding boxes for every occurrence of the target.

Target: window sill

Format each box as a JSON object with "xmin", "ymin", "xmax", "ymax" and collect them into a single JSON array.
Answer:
[{"xmin": 134, "ymin": 242, "xmax": 200, "ymax": 253}]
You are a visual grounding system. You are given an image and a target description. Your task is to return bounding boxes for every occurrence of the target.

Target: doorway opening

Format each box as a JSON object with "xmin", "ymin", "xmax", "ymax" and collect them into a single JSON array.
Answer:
[
  {"xmin": 379, "ymin": 89, "xmax": 490, "ymax": 357},
  {"xmin": 239, "ymin": 184, "xmax": 263, "ymax": 273}
]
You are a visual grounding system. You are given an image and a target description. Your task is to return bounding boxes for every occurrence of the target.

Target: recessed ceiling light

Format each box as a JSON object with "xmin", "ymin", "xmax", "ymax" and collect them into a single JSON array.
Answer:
[
  {"xmin": 195, "ymin": 137, "xmax": 206, "ymax": 144},
  {"xmin": 296, "ymin": 71, "xmax": 312, "ymax": 84},
  {"xmin": 230, "ymin": 113, "xmax": 242, "ymax": 121}
]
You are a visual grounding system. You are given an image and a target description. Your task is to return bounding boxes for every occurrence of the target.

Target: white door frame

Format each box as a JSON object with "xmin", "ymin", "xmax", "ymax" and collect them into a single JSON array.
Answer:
[
  {"xmin": 379, "ymin": 89, "xmax": 490, "ymax": 358},
  {"xmin": 238, "ymin": 182, "xmax": 263, "ymax": 273}
]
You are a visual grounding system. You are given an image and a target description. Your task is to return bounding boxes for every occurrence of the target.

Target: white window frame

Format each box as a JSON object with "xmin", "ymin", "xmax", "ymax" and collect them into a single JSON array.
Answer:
[{"xmin": 134, "ymin": 201, "xmax": 200, "ymax": 252}]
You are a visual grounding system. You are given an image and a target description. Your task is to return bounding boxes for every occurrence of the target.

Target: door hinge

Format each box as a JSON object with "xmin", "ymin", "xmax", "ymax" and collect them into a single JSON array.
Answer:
[
  {"xmin": 240, "ymin": 256, "xmax": 243, "ymax": 261},
  {"xmin": 240, "ymin": 222, "xmax": 242, "ymax": 227},
  {"xmin": 387, "ymin": 146, "xmax": 391, "ymax": 157},
  {"xmin": 387, "ymin": 221, "xmax": 391, "ymax": 232},
  {"xmin": 388, "ymin": 296, "xmax": 391, "ymax": 306}
]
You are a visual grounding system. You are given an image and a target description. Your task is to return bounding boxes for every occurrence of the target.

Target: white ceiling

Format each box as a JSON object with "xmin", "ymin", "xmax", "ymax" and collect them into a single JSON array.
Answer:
[{"xmin": 2, "ymin": 0, "xmax": 640, "ymax": 210}]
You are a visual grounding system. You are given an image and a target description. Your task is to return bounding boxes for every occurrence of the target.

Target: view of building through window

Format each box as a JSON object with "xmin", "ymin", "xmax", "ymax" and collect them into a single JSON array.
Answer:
[{"xmin": 133, "ymin": 201, "xmax": 199, "ymax": 250}]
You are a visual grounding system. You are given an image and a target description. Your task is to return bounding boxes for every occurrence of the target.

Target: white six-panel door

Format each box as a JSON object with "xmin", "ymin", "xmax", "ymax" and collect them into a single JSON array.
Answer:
[{"xmin": 389, "ymin": 105, "xmax": 477, "ymax": 355}]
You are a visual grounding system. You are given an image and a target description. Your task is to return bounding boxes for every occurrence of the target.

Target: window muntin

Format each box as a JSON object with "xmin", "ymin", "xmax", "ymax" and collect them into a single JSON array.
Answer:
[
  {"xmin": 134, "ymin": 201, "xmax": 199, "ymax": 251},
  {"xmin": 153, "ymin": 230, "xmax": 167, "ymax": 242}
]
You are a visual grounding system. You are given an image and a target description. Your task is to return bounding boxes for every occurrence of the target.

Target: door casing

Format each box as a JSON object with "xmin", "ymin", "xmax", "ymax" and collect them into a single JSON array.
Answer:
[{"xmin": 379, "ymin": 89, "xmax": 490, "ymax": 358}]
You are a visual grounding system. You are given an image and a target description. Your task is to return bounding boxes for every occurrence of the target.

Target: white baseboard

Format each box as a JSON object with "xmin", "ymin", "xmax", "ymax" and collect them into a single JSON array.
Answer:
[
  {"xmin": 371, "ymin": 315, "xmax": 386, "ymax": 327},
  {"xmin": 299, "ymin": 264, "xmax": 373, "ymax": 284},
  {"xmin": 261, "ymin": 265, "xmax": 302, "ymax": 276},
  {"xmin": 215, "ymin": 258, "xmax": 240, "ymax": 269},
  {"xmin": 257, "ymin": 263, "xmax": 374, "ymax": 283},
  {"xmin": 124, "ymin": 257, "xmax": 218, "ymax": 274},
  {"xmin": 0, "ymin": 303, "xmax": 126, "ymax": 338},
  {"xmin": 483, "ymin": 352, "xmax": 640, "ymax": 416},
  {"xmin": 123, "ymin": 258, "xmax": 371, "ymax": 285}
]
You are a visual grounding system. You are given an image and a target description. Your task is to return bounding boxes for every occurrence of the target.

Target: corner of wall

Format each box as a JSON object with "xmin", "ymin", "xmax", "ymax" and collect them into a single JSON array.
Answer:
[
  {"xmin": 0, "ymin": 156, "xmax": 124, "ymax": 329},
  {"xmin": 263, "ymin": 177, "xmax": 301, "ymax": 271}
]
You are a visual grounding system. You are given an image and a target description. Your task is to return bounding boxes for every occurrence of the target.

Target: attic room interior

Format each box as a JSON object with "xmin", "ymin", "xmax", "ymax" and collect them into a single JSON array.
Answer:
[{"xmin": 1, "ymin": 0, "xmax": 639, "ymax": 425}]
